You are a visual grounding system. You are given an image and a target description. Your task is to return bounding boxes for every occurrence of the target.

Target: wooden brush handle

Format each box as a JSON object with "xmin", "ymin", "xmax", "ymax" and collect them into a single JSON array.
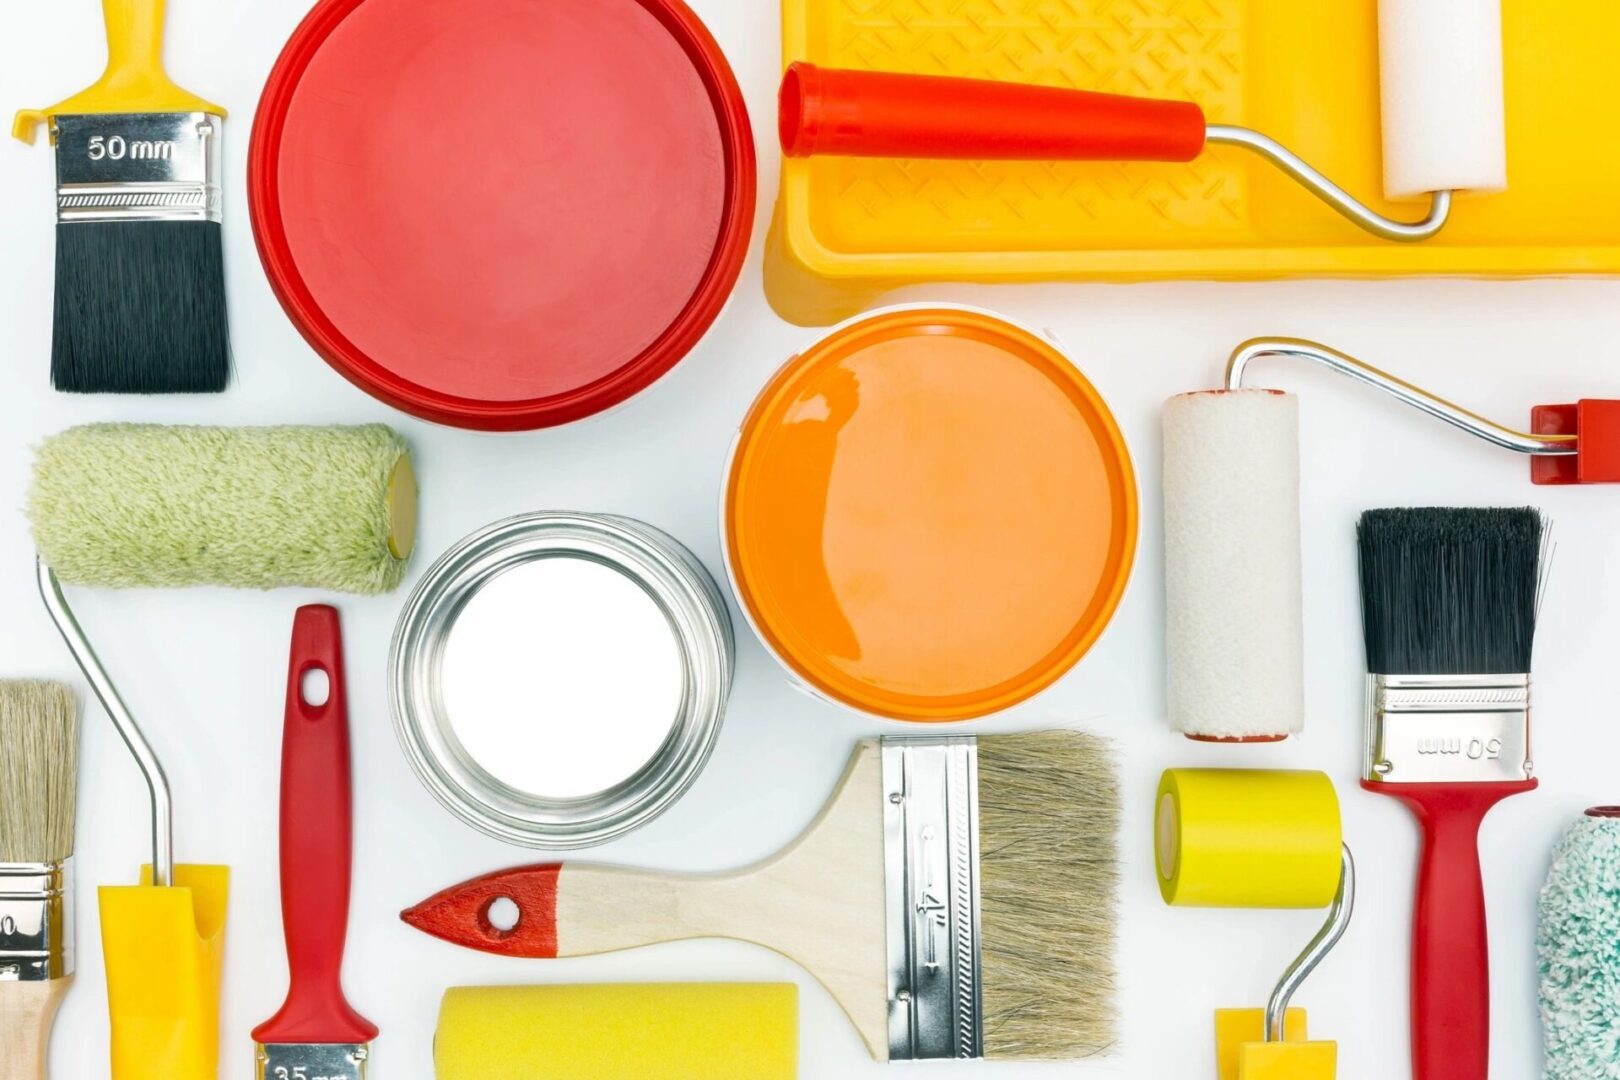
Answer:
[
  {"xmin": 400, "ymin": 863, "xmax": 753, "ymax": 959},
  {"xmin": 0, "ymin": 978, "xmax": 71, "ymax": 1080},
  {"xmin": 402, "ymin": 743, "xmax": 891, "ymax": 1058}
]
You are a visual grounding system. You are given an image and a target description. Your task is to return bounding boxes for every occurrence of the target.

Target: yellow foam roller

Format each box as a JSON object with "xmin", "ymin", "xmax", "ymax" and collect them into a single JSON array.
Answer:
[
  {"xmin": 1156, "ymin": 769, "xmax": 1341, "ymax": 908},
  {"xmin": 435, "ymin": 984, "xmax": 798, "ymax": 1080}
]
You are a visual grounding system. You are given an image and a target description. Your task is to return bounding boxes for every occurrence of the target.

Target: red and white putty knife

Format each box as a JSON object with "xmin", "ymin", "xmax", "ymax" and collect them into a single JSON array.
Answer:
[{"xmin": 253, "ymin": 606, "xmax": 378, "ymax": 1080}]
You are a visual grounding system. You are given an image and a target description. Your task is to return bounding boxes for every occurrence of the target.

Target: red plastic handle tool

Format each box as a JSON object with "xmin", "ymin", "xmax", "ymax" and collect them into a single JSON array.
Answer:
[
  {"xmin": 1364, "ymin": 779, "xmax": 1535, "ymax": 1080},
  {"xmin": 251, "ymin": 605, "xmax": 378, "ymax": 1046},
  {"xmin": 779, "ymin": 61, "xmax": 1208, "ymax": 162}
]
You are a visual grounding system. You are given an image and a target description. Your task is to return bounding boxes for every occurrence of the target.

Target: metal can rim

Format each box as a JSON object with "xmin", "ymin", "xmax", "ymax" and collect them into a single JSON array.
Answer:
[{"xmin": 390, "ymin": 511, "xmax": 734, "ymax": 849}]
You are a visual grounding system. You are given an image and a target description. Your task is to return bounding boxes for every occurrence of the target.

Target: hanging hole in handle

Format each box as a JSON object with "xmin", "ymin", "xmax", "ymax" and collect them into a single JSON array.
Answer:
[
  {"xmin": 481, "ymin": 896, "xmax": 521, "ymax": 937},
  {"xmin": 301, "ymin": 666, "xmax": 331, "ymax": 708}
]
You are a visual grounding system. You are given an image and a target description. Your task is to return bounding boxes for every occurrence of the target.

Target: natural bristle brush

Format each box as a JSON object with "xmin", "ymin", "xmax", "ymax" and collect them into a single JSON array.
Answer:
[
  {"xmin": 404, "ymin": 731, "xmax": 1120, "ymax": 1063},
  {"xmin": 1357, "ymin": 506, "xmax": 1548, "ymax": 1080},
  {"xmin": 0, "ymin": 681, "xmax": 79, "ymax": 1080}
]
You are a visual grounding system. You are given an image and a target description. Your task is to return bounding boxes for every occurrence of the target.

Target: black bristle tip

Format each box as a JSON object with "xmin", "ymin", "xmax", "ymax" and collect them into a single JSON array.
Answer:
[
  {"xmin": 1358, "ymin": 507, "xmax": 1547, "ymax": 676},
  {"xmin": 51, "ymin": 221, "xmax": 230, "ymax": 394}
]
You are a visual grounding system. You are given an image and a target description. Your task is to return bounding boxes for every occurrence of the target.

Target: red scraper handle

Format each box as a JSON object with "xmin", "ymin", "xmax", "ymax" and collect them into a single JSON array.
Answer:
[
  {"xmin": 1365, "ymin": 779, "xmax": 1534, "ymax": 1080},
  {"xmin": 779, "ymin": 61, "xmax": 1207, "ymax": 162},
  {"xmin": 252, "ymin": 605, "xmax": 378, "ymax": 1045}
]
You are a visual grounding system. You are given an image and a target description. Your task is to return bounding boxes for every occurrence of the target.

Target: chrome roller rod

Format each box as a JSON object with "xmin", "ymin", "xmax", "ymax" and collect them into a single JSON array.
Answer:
[
  {"xmin": 1206, "ymin": 126, "xmax": 1450, "ymax": 242},
  {"xmin": 1227, "ymin": 337, "xmax": 1577, "ymax": 457},
  {"xmin": 37, "ymin": 558, "xmax": 174, "ymax": 886},
  {"xmin": 1266, "ymin": 845, "xmax": 1356, "ymax": 1043}
]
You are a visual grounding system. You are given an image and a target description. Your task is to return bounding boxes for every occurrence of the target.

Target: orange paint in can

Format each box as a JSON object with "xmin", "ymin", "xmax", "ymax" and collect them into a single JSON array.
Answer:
[{"xmin": 726, "ymin": 307, "xmax": 1136, "ymax": 722}]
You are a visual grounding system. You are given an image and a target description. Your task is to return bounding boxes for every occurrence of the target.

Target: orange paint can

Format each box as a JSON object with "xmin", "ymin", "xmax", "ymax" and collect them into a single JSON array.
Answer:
[{"xmin": 725, "ymin": 306, "xmax": 1137, "ymax": 722}]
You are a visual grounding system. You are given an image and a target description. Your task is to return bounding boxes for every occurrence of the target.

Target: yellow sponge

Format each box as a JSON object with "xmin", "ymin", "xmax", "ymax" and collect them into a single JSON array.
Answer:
[{"xmin": 435, "ymin": 984, "xmax": 798, "ymax": 1080}]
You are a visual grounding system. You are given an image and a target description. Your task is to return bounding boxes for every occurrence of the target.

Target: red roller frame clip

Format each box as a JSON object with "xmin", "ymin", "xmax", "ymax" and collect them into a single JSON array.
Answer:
[{"xmin": 1531, "ymin": 400, "xmax": 1620, "ymax": 484}]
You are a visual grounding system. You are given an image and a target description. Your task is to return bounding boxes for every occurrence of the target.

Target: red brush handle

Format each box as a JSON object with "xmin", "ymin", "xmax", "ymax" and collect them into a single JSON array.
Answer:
[
  {"xmin": 251, "ymin": 605, "xmax": 378, "ymax": 1045},
  {"xmin": 1365, "ymin": 779, "xmax": 1534, "ymax": 1080},
  {"xmin": 779, "ymin": 62, "xmax": 1207, "ymax": 162}
]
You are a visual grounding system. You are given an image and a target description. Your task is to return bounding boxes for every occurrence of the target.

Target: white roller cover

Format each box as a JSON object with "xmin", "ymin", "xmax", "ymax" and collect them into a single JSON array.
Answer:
[
  {"xmin": 1380, "ymin": 0, "xmax": 1508, "ymax": 199},
  {"xmin": 1163, "ymin": 391, "xmax": 1303, "ymax": 740}
]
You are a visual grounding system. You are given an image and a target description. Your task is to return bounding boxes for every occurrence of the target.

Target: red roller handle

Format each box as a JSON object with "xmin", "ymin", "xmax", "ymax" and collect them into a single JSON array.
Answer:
[
  {"xmin": 1364, "ymin": 779, "xmax": 1534, "ymax": 1080},
  {"xmin": 251, "ymin": 605, "xmax": 378, "ymax": 1046},
  {"xmin": 779, "ymin": 62, "xmax": 1207, "ymax": 162}
]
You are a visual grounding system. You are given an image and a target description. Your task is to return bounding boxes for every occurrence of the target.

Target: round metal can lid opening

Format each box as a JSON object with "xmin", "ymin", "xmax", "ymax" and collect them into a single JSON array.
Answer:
[
  {"xmin": 391, "ymin": 512, "xmax": 734, "ymax": 848},
  {"xmin": 249, "ymin": 0, "xmax": 755, "ymax": 431},
  {"xmin": 726, "ymin": 306, "xmax": 1138, "ymax": 723}
]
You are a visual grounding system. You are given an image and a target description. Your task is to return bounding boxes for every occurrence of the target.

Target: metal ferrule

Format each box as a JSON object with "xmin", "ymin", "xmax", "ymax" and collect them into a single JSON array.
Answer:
[
  {"xmin": 51, "ymin": 112, "xmax": 223, "ymax": 224},
  {"xmin": 883, "ymin": 736, "xmax": 982, "ymax": 1061},
  {"xmin": 1363, "ymin": 673, "xmax": 1533, "ymax": 785},
  {"xmin": 0, "ymin": 859, "xmax": 73, "ymax": 982},
  {"xmin": 257, "ymin": 1043, "xmax": 368, "ymax": 1080}
]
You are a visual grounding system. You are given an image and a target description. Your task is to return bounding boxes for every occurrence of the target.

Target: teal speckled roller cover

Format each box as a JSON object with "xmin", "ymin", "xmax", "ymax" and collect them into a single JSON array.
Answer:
[
  {"xmin": 1539, "ymin": 809, "xmax": 1620, "ymax": 1079},
  {"xmin": 29, "ymin": 424, "xmax": 415, "ymax": 594}
]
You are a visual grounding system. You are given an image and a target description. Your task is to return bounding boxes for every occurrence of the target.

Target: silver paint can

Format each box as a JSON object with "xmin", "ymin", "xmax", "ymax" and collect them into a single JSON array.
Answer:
[{"xmin": 390, "ymin": 512, "xmax": 733, "ymax": 849}]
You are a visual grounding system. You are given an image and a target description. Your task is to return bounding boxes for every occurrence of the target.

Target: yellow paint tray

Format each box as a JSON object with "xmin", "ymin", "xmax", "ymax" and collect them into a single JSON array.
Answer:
[{"xmin": 767, "ymin": 0, "xmax": 1620, "ymax": 325}]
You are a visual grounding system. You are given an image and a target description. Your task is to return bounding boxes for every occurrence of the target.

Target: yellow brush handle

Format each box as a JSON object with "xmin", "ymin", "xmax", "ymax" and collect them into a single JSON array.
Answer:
[
  {"xmin": 0, "ymin": 979, "xmax": 71, "ymax": 1080},
  {"xmin": 13, "ymin": 0, "xmax": 224, "ymax": 144}
]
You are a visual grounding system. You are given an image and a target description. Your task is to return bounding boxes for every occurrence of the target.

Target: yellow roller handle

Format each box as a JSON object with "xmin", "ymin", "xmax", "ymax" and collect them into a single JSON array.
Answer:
[
  {"xmin": 100, "ymin": 865, "xmax": 228, "ymax": 1080},
  {"xmin": 14, "ymin": 0, "xmax": 224, "ymax": 144}
]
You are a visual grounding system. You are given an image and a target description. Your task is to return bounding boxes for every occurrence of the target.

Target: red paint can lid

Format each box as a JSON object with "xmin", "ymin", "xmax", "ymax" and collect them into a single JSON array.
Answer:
[{"xmin": 250, "ymin": 0, "xmax": 754, "ymax": 431}]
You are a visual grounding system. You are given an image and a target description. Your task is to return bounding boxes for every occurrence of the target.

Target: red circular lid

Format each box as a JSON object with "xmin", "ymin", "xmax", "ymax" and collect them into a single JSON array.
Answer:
[{"xmin": 249, "ymin": 0, "xmax": 755, "ymax": 431}]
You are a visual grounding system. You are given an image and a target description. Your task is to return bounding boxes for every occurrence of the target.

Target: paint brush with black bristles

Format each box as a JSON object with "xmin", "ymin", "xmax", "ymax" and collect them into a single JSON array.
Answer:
[
  {"xmin": 402, "ymin": 731, "xmax": 1119, "ymax": 1063},
  {"xmin": 13, "ymin": 0, "xmax": 229, "ymax": 394},
  {"xmin": 1357, "ymin": 506, "xmax": 1548, "ymax": 1080},
  {"xmin": 0, "ymin": 681, "xmax": 80, "ymax": 1079}
]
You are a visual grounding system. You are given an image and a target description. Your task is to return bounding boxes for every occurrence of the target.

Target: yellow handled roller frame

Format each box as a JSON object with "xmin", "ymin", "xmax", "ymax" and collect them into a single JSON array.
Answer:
[
  {"xmin": 14, "ymin": 0, "xmax": 225, "ymax": 144},
  {"xmin": 101, "ymin": 865, "xmax": 228, "ymax": 1080},
  {"xmin": 1157, "ymin": 769, "xmax": 1349, "ymax": 1080}
]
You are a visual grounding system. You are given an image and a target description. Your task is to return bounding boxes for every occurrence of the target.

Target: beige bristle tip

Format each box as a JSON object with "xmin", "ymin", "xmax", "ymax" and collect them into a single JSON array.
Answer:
[
  {"xmin": 0, "ymin": 681, "xmax": 79, "ymax": 864},
  {"xmin": 977, "ymin": 731, "xmax": 1119, "ymax": 1060}
]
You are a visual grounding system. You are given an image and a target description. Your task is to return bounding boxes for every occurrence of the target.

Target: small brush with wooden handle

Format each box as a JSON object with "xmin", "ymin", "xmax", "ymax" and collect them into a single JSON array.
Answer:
[
  {"xmin": 404, "ymin": 731, "xmax": 1118, "ymax": 1062},
  {"xmin": 0, "ymin": 681, "xmax": 78, "ymax": 1080}
]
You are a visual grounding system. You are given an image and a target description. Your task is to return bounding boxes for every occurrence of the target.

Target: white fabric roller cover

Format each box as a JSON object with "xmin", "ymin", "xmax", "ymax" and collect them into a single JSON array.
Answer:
[
  {"xmin": 1162, "ymin": 391, "xmax": 1303, "ymax": 740},
  {"xmin": 1539, "ymin": 811, "xmax": 1620, "ymax": 1078},
  {"xmin": 1379, "ymin": 0, "xmax": 1508, "ymax": 199}
]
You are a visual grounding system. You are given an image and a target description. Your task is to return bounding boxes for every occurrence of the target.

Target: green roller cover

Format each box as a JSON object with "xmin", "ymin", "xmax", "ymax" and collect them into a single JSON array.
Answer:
[{"xmin": 30, "ymin": 423, "xmax": 415, "ymax": 594}]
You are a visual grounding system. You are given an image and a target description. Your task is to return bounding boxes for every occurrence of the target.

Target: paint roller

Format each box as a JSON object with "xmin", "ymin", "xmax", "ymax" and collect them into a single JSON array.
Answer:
[
  {"xmin": 1164, "ymin": 338, "xmax": 1620, "ymax": 742},
  {"xmin": 779, "ymin": 0, "xmax": 1508, "ymax": 241},
  {"xmin": 26, "ymin": 423, "xmax": 416, "ymax": 1080},
  {"xmin": 434, "ymin": 984, "xmax": 799, "ymax": 1079},
  {"xmin": 1156, "ymin": 769, "xmax": 1353, "ymax": 1080}
]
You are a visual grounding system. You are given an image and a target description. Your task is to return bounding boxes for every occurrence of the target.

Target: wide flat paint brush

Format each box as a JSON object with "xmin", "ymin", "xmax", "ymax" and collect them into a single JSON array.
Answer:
[
  {"xmin": 1358, "ymin": 506, "xmax": 1547, "ymax": 1080},
  {"xmin": 15, "ymin": 0, "xmax": 229, "ymax": 394},
  {"xmin": 404, "ymin": 731, "xmax": 1118, "ymax": 1062},
  {"xmin": 0, "ymin": 681, "xmax": 79, "ymax": 1080}
]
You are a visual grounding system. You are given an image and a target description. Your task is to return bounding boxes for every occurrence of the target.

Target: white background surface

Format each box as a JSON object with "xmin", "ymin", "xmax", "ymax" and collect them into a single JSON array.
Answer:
[{"xmin": 4, "ymin": 2, "xmax": 1620, "ymax": 1077}]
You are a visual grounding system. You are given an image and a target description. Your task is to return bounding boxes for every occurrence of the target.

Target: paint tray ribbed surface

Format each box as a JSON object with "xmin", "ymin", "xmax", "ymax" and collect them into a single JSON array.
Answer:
[{"xmin": 768, "ymin": 0, "xmax": 1620, "ymax": 324}]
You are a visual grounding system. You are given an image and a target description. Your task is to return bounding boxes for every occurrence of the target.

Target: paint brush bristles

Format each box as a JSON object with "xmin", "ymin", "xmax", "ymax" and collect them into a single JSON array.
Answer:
[
  {"xmin": 52, "ymin": 220, "xmax": 230, "ymax": 394},
  {"xmin": 0, "ymin": 680, "xmax": 79, "ymax": 864},
  {"xmin": 978, "ymin": 730, "xmax": 1119, "ymax": 1060},
  {"xmin": 1358, "ymin": 507, "xmax": 1547, "ymax": 675}
]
